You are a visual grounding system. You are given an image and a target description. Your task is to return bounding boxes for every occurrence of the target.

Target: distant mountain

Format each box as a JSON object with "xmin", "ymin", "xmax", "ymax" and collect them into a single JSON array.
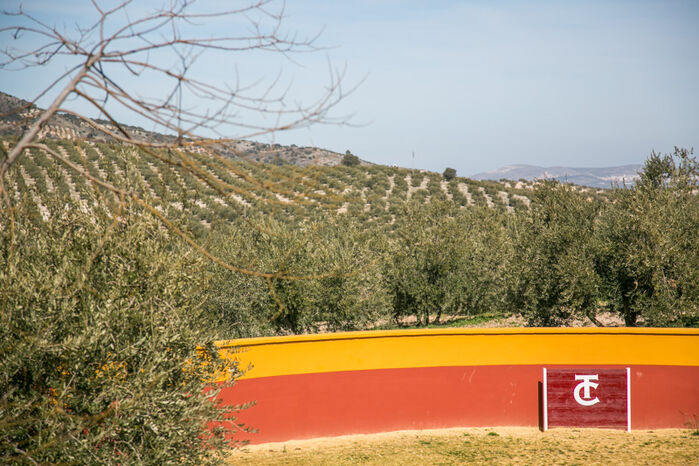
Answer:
[{"xmin": 472, "ymin": 164, "xmax": 643, "ymax": 189}]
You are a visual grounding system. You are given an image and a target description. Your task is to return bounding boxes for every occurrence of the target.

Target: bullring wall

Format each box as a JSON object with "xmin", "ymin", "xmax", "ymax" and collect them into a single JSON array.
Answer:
[{"xmin": 215, "ymin": 328, "xmax": 699, "ymax": 444}]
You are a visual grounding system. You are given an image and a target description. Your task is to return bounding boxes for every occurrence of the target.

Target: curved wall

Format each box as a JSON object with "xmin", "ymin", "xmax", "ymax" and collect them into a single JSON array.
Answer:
[{"xmin": 215, "ymin": 328, "xmax": 699, "ymax": 444}]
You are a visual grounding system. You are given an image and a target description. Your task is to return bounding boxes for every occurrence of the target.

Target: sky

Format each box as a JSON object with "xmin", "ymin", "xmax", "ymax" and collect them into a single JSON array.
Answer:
[{"xmin": 1, "ymin": 0, "xmax": 698, "ymax": 175}]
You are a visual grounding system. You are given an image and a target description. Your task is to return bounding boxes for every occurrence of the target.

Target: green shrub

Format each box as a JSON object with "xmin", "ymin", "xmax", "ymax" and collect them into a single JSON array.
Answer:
[
  {"xmin": 341, "ymin": 152, "xmax": 360, "ymax": 167},
  {"xmin": 0, "ymin": 197, "xmax": 241, "ymax": 465}
]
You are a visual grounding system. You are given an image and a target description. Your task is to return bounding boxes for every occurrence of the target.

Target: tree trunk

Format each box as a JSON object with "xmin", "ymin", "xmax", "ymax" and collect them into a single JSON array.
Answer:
[
  {"xmin": 622, "ymin": 296, "xmax": 637, "ymax": 327},
  {"xmin": 586, "ymin": 311, "xmax": 605, "ymax": 327}
]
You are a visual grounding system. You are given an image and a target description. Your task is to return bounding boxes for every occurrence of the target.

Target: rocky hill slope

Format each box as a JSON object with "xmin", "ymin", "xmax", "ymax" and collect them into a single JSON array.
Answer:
[{"xmin": 0, "ymin": 91, "xmax": 357, "ymax": 168}]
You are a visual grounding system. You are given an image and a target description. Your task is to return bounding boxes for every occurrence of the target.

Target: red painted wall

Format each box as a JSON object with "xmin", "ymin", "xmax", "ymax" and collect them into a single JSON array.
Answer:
[{"xmin": 218, "ymin": 364, "xmax": 699, "ymax": 444}]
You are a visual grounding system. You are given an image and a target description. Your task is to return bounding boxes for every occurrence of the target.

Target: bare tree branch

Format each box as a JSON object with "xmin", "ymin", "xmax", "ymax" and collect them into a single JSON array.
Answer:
[
  {"xmin": 1, "ymin": 0, "xmax": 353, "ymax": 175},
  {"xmin": 1, "ymin": 0, "xmax": 360, "ymax": 292}
]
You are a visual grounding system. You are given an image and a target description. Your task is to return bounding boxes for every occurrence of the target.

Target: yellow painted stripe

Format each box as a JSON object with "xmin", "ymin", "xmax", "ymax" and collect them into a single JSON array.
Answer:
[{"xmin": 217, "ymin": 328, "xmax": 699, "ymax": 381}]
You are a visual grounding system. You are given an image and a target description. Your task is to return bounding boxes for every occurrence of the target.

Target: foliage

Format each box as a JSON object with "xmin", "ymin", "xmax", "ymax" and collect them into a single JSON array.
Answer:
[
  {"xmin": 341, "ymin": 152, "xmax": 361, "ymax": 167},
  {"xmin": 504, "ymin": 181, "xmax": 601, "ymax": 326},
  {"xmin": 443, "ymin": 167, "xmax": 457, "ymax": 181},
  {"xmin": 203, "ymin": 215, "xmax": 389, "ymax": 336},
  {"xmin": 2, "ymin": 136, "xmax": 697, "ymax": 333},
  {"xmin": 503, "ymin": 148, "xmax": 698, "ymax": 327},
  {"xmin": 0, "ymin": 195, "xmax": 240, "ymax": 465},
  {"xmin": 594, "ymin": 148, "xmax": 699, "ymax": 326},
  {"xmin": 385, "ymin": 202, "xmax": 506, "ymax": 325}
]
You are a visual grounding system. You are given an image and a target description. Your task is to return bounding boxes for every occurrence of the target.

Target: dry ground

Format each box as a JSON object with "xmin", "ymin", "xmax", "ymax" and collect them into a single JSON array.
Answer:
[{"xmin": 225, "ymin": 427, "xmax": 698, "ymax": 465}]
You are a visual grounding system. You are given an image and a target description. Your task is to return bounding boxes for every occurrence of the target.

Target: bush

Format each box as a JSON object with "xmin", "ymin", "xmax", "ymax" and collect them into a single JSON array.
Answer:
[
  {"xmin": 0, "ymin": 197, "xmax": 240, "ymax": 464},
  {"xmin": 442, "ymin": 167, "xmax": 456, "ymax": 181},
  {"xmin": 341, "ymin": 152, "xmax": 360, "ymax": 167}
]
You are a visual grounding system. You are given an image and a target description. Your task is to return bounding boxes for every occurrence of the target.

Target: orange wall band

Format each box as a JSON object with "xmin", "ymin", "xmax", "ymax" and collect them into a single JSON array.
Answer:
[
  {"xmin": 218, "ymin": 328, "xmax": 699, "ymax": 381},
  {"xmin": 214, "ymin": 329, "xmax": 699, "ymax": 443}
]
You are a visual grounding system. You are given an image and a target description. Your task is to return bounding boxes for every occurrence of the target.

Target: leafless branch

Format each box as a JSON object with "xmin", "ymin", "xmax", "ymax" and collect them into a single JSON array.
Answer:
[
  {"xmin": 1, "ymin": 0, "xmax": 353, "ymax": 176},
  {"xmin": 0, "ymin": 0, "xmax": 360, "ymax": 289}
]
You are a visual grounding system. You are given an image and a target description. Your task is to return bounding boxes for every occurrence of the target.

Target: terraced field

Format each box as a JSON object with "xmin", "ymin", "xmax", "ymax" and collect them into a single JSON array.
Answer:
[{"xmin": 2, "ymin": 137, "xmax": 551, "ymax": 234}]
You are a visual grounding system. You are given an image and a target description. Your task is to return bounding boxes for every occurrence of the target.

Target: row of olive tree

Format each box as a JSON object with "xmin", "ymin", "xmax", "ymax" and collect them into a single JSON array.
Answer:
[
  {"xmin": 202, "ymin": 148, "xmax": 698, "ymax": 335},
  {"xmin": 505, "ymin": 148, "xmax": 698, "ymax": 327},
  {"xmin": 202, "ymin": 213, "xmax": 389, "ymax": 336},
  {"xmin": 0, "ymin": 0, "xmax": 367, "ymax": 462},
  {"xmin": 3, "ymin": 145, "xmax": 693, "ymax": 464}
]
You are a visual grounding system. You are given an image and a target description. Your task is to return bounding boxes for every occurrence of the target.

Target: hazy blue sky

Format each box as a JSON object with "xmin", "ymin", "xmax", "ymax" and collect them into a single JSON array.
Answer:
[{"xmin": 1, "ymin": 0, "xmax": 698, "ymax": 175}]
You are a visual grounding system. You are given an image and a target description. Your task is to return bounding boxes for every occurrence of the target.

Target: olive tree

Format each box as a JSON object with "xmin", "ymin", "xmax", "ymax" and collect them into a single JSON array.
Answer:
[
  {"xmin": 386, "ymin": 201, "xmax": 488, "ymax": 326},
  {"xmin": 0, "ymin": 3, "xmax": 356, "ymax": 460},
  {"xmin": 203, "ymin": 215, "xmax": 389, "ymax": 336},
  {"xmin": 0, "ymin": 193, "xmax": 243, "ymax": 464},
  {"xmin": 503, "ymin": 181, "xmax": 602, "ymax": 326},
  {"xmin": 594, "ymin": 148, "xmax": 698, "ymax": 326}
]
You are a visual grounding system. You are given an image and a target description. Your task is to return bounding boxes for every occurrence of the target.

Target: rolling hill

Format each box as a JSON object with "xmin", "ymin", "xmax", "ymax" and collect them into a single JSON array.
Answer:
[
  {"xmin": 1, "ymin": 91, "xmax": 561, "ymax": 234},
  {"xmin": 0, "ymin": 91, "xmax": 359, "ymax": 168},
  {"xmin": 2, "ymin": 136, "xmax": 543, "ymax": 234},
  {"xmin": 472, "ymin": 164, "xmax": 642, "ymax": 189}
]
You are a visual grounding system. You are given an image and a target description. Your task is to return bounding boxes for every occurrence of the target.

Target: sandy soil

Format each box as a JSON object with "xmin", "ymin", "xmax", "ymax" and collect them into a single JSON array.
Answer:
[{"xmin": 225, "ymin": 426, "xmax": 699, "ymax": 465}]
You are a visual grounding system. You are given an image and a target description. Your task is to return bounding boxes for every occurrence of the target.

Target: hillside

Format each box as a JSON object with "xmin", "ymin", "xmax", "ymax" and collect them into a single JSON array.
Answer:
[
  {"xmin": 1, "ymin": 91, "xmax": 615, "ymax": 213},
  {"xmin": 472, "ymin": 163, "xmax": 642, "ymax": 189},
  {"xmin": 1, "ymin": 136, "xmax": 545, "ymax": 234},
  {"xmin": 0, "ymin": 91, "xmax": 359, "ymax": 168}
]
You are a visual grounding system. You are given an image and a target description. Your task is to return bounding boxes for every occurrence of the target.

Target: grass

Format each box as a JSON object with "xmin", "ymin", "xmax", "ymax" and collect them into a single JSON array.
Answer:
[
  {"xmin": 225, "ymin": 427, "xmax": 698, "ymax": 465},
  {"xmin": 373, "ymin": 311, "xmax": 517, "ymax": 331}
]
